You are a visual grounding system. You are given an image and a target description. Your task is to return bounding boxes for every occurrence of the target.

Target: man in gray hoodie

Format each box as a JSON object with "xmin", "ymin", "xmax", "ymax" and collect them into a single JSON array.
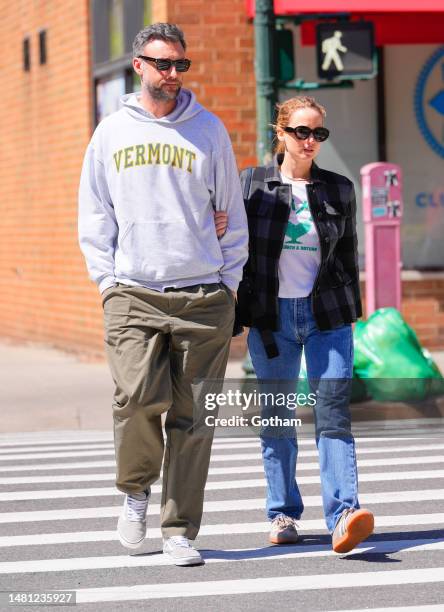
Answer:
[{"xmin": 78, "ymin": 23, "xmax": 248, "ymax": 566}]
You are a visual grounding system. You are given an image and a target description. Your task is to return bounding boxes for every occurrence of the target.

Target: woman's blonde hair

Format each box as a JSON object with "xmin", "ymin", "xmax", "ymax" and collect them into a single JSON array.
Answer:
[{"xmin": 273, "ymin": 96, "xmax": 326, "ymax": 155}]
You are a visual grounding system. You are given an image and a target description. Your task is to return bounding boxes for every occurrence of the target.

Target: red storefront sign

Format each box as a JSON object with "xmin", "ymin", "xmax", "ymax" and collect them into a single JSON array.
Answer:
[
  {"xmin": 245, "ymin": 0, "xmax": 444, "ymax": 45},
  {"xmin": 246, "ymin": 0, "xmax": 444, "ymax": 14}
]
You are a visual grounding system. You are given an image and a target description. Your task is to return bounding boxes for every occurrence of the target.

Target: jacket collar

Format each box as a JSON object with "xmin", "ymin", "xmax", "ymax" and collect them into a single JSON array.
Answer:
[{"xmin": 264, "ymin": 154, "xmax": 326, "ymax": 184}]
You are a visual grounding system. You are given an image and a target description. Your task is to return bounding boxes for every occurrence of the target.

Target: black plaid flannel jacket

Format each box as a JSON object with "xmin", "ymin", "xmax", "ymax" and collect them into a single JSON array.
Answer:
[{"xmin": 235, "ymin": 155, "xmax": 362, "ymax": 358}]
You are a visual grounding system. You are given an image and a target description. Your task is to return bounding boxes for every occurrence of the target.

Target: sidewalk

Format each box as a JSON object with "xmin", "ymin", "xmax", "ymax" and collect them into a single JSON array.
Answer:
[
  {"xmin": 1, "ymin": 340, "xmax": 443, "ymax": 434},
  {"xmin": 0, "ymin": 340, "xmax": 244, "ymax": 433}
]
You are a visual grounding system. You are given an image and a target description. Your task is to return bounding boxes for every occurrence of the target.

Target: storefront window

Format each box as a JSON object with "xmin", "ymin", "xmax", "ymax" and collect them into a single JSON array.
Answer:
[
  {"xmin": 96, "ymin": 73, "xmax": 126, "ymax": 123},
  {"xmin": 109, "ymin": 0, "xmax": 124, "ymax": 60},
  {"xmin": 386, "ymin": 45, "xmax": 444, "ymax": 270},
  {"xmin": 91, "ymin": 0, "xmax": 152, "ymax": 126}
]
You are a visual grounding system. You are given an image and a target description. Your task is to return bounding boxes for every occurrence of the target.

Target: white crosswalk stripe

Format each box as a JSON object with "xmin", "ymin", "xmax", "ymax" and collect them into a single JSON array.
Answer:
[
  {"xmin": 0, "ymin": 436, "xmax": 423, "ymax": 451},
  {"xmin": 0, "ymin": 431, "xmax": 443, "ymax": 610},
  {"xmin": 73, "ymin": 568, "xmax": 444, "ymax": 602},
  {"xmin": 1, "ymin": 512, "xmax": 444, "ymax": 548},
  {"xmin": 1, "ymin": 443, "xmax": 444, "ymax": 462},
  {"xmin": 0, "ymin": 488, "xmax": 442, "ymax": 525},
  {"xmin": 0, "ymin": 537, "xmax": 443, "ymax": 574},
  {"xmin": 1, "ymin": 454, "xmax": 444, "ymax": 484},
  {"xmin": 1, "ymin": 468, "xmax": 444, "ymax": 501},
  {"xmin": 0, "ymin": 440, "xmax": 444, "ymax": 462},
  {"xmin": 339, "ymin": 607, "xmax": 444, "ymax": 612},
  {"xmin": 1, "ymin": 442, "xmax": 442, "ymax": 472}
]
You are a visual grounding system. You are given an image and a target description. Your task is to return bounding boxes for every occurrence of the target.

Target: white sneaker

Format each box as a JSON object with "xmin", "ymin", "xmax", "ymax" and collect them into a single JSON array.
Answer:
[
  {"xmin": 163, "ymin": 535, "xmax": 203, "ymax": 566},
  {"xmin": 117, "ymin": 489, "xmax": 150, "ymax": 550}
]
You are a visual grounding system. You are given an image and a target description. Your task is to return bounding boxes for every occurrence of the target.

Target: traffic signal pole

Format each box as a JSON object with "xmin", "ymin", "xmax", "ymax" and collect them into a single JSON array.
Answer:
[{"xmin": 254, "ymin": 0, "xmax": 277, "ymax": 164}]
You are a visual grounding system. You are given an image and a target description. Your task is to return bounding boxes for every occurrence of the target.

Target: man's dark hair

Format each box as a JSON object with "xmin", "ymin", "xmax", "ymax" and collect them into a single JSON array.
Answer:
[{"xmin": 132, "ymin": 23, "xmax": 186, "ymax": 57}]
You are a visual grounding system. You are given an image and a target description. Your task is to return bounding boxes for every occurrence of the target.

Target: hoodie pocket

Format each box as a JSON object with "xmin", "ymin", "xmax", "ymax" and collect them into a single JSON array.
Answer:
[{"xmin": 120, "ymin": 219, "xmax": 214, "ymax": 280}]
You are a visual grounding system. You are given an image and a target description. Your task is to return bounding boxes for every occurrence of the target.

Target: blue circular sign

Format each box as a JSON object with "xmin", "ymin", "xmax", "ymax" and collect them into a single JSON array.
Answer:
[{"xmin": 414, "ymin": 46, "xmax": 444, "ymax": 159}]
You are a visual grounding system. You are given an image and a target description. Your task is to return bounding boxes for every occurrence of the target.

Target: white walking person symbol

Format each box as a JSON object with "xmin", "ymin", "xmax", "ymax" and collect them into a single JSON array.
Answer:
[{"xmin": 321, "ymin": 31, "xmax": 348, "ymax": 71}]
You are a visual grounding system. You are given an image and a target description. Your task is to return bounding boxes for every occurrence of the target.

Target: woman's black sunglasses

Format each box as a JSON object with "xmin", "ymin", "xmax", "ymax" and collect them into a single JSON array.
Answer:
[
  {"xmin": 284, "ymin": 125, "xmax": 330, "ymax": 142},
  {"xmin": 138, "ymin": 55, "xmax": 191, "ymax": 72}
]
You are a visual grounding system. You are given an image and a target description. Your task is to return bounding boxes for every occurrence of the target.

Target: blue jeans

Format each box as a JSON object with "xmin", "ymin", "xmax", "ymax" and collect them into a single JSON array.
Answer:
[{"xmin": 247, "ymin": 296, "xmax": 359, "ymax": 533}]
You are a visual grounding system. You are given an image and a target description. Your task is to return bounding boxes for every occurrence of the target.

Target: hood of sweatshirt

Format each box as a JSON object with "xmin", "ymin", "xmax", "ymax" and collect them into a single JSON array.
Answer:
[{"xmin": 120, "ymin": 88, "xmax": 204, "ymax": 124}]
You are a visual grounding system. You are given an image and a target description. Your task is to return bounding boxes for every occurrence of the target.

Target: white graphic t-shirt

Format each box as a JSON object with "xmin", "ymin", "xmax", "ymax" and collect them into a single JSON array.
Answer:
[{"xmin": 278, "ymin": 174, "xmax": 321, "ymax": 298}]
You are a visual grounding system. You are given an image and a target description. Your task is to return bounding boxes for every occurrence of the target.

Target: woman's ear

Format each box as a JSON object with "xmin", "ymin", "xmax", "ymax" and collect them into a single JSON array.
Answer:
[{"xmin": 276, "ymin": 126, "xmax": 285, "ymax": 143}]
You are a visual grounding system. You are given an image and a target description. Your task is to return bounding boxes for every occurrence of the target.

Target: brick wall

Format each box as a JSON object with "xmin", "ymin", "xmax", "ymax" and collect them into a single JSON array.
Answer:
[
  {"xmin": 401, "ymin": 278, "xmax": 444, "ymax": 349},
  {"xmin": 359, "ymin": 277, "xmax": 444, "ymax": 350},
  {"xmin": 0, "ymin": 0, "xmax": 106, "ymax": 357}
]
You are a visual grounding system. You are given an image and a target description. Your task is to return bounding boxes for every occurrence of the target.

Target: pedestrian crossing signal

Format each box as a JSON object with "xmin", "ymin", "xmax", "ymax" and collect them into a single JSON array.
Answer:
[{"xmin": 316, "ymin": 22, "xmax": 376, "ymax": 81}]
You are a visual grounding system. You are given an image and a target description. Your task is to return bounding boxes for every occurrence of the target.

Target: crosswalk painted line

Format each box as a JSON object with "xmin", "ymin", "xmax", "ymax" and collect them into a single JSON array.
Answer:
[
  {"xmin": 0, "ymin": 489, "xmax": 429, "ymax": 523},
  {"xmin": 1, "ymin": 537, "xmax": 443, "ymax": 574},
  {"xmin": 0, "ymin": 441, "xmax": 271, "ymax": 455},
  {"xmin": 72, "ymin": 568, "xmax": 444, "ymax": 603},
  {"xmin": 0, "ymin": 443, "xmax": 116, "ymax": 455},
  {"xmin": 0, "ymin": 432, "xmax": 113, "ymax": 444},
  {"xmin": 1, "ymin": 513, "xmax": 444, "ymax": 548},
  {"xmin": 0, "ymin": 439, "xmax": 114, "ymax": 448},
  {"xmin": 0, "ymin": 489, "xmax": 443, "ymax": 524},
  {"xmin": 1, "ymin": 442, "xmax": 443, "ymax": 463},
  {"xmin": 0, "ymin": 436, "xmax": 424, "ymax": 451},
  {"xmin": 211, "ymin": 442, "xmax": 441, "ymax": 456},
  {"xmin": 0, "ymin": 441, "xmax": 272, "ymax": 455},
  {"xmin": 1, "ymin": 469, "xmax": 444, "ymax": 501},
  {"xmin": 0, "ymin": 441, "xmax": 444, "ymax": 461},
  {"xmin": 2, "ymin": 454, "xmax": 444, "ymax": 485},
  {"xmin": 0, "ymin": 435, "xmax": 423, "ymax": 449},
  {"xmin": 0, "ymin": 449, "xmax": 117, "ymax": 461},
  {"xmin": 340, "ymin": 607, "xmax": 444, "ymax": 612}
]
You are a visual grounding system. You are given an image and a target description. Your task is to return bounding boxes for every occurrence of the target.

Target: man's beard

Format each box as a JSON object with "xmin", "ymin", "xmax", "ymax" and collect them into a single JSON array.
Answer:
[{"xmin": 145, "ymin": 81, "xmax": 181, "ymax": 101}]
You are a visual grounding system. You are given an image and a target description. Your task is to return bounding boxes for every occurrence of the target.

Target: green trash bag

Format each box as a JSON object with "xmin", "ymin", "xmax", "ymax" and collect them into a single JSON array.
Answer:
[{"xmin": 353, "ymin": 307, "xmax": 444, "ymax": 401}]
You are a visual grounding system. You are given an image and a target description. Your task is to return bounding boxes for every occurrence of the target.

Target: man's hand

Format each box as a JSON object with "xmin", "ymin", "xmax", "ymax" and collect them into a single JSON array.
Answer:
[{"xmin": 214, "ymin": 210, "xmax": 228, "ymax": 238}]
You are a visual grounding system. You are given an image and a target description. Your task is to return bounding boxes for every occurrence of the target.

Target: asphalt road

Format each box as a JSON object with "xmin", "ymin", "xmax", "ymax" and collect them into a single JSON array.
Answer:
[{"xmin": 0, "ymin": 425, "xmax": 444, "ymax": 611}]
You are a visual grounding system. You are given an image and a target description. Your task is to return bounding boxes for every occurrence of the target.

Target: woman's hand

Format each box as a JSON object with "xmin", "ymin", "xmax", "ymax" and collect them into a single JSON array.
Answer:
[{"xmin": 214, "ymin": 210, "xmax": 228, "ymax": 238}]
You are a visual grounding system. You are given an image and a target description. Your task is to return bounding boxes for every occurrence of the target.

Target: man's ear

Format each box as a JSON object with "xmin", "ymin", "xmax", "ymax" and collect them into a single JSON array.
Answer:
[{"xmin": 132, "ymin": 57, "xmax": 143, "ymax": 77}]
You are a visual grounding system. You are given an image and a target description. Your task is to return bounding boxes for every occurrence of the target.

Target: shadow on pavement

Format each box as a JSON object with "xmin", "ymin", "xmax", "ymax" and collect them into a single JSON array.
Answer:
[{"xmin": 194, "ymin": 528, "xmax": 444, "ymax": 563}]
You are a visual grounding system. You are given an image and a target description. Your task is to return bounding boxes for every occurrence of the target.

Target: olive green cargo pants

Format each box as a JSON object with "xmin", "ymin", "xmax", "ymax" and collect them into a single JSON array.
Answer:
[{"xmin": 102, "ymin": 282, "xmax": 235, "ymax": 539}]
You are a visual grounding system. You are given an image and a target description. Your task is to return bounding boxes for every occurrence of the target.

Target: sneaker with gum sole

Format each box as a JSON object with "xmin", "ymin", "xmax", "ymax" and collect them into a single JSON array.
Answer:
[
  {"xmin": 332, "ymin": 508, "xmax": 374, "ymax": 553},
  {"xmin": 269, "ymin": 514, "xmax": 300, "ymax": 545}
]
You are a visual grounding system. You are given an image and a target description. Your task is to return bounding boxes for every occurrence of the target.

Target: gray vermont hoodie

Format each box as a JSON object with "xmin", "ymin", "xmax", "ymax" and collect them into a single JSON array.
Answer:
[{"xmin": 78, "ymin": 89, "xmax": 248, "ymax": 293}]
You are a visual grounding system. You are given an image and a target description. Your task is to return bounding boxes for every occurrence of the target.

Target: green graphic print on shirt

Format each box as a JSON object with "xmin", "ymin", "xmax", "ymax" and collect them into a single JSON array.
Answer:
[{"xmin": 283, "ymin": 198, "xmax": 318, "ymax": 252}]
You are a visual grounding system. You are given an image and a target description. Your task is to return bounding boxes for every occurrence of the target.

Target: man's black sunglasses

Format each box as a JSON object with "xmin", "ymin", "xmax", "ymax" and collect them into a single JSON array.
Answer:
[
  {"xmin": 284, "ymin": 125, "xmax": 330, "ymax": 142},
  {"xmin": 137, "ymin": 55, "xmax": 191, "ymax": 72}
]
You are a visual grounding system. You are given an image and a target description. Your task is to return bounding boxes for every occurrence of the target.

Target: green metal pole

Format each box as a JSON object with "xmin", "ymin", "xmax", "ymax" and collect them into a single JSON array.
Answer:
[{"xmin": 254, "ymin": 0, "xmax": 277, "ymax": 164}]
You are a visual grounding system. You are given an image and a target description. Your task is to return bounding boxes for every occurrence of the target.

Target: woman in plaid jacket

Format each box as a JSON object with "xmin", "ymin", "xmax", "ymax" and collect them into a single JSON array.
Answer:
[{"xmin": 236, "ymin": 96, "xmax": 374, "ymax": 553}]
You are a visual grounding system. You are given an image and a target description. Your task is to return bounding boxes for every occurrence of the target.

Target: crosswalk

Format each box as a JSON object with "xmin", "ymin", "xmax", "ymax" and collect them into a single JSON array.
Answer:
[{"xmin": 0, "ymin": 430, "xmax": 443, "ymax": 610}]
